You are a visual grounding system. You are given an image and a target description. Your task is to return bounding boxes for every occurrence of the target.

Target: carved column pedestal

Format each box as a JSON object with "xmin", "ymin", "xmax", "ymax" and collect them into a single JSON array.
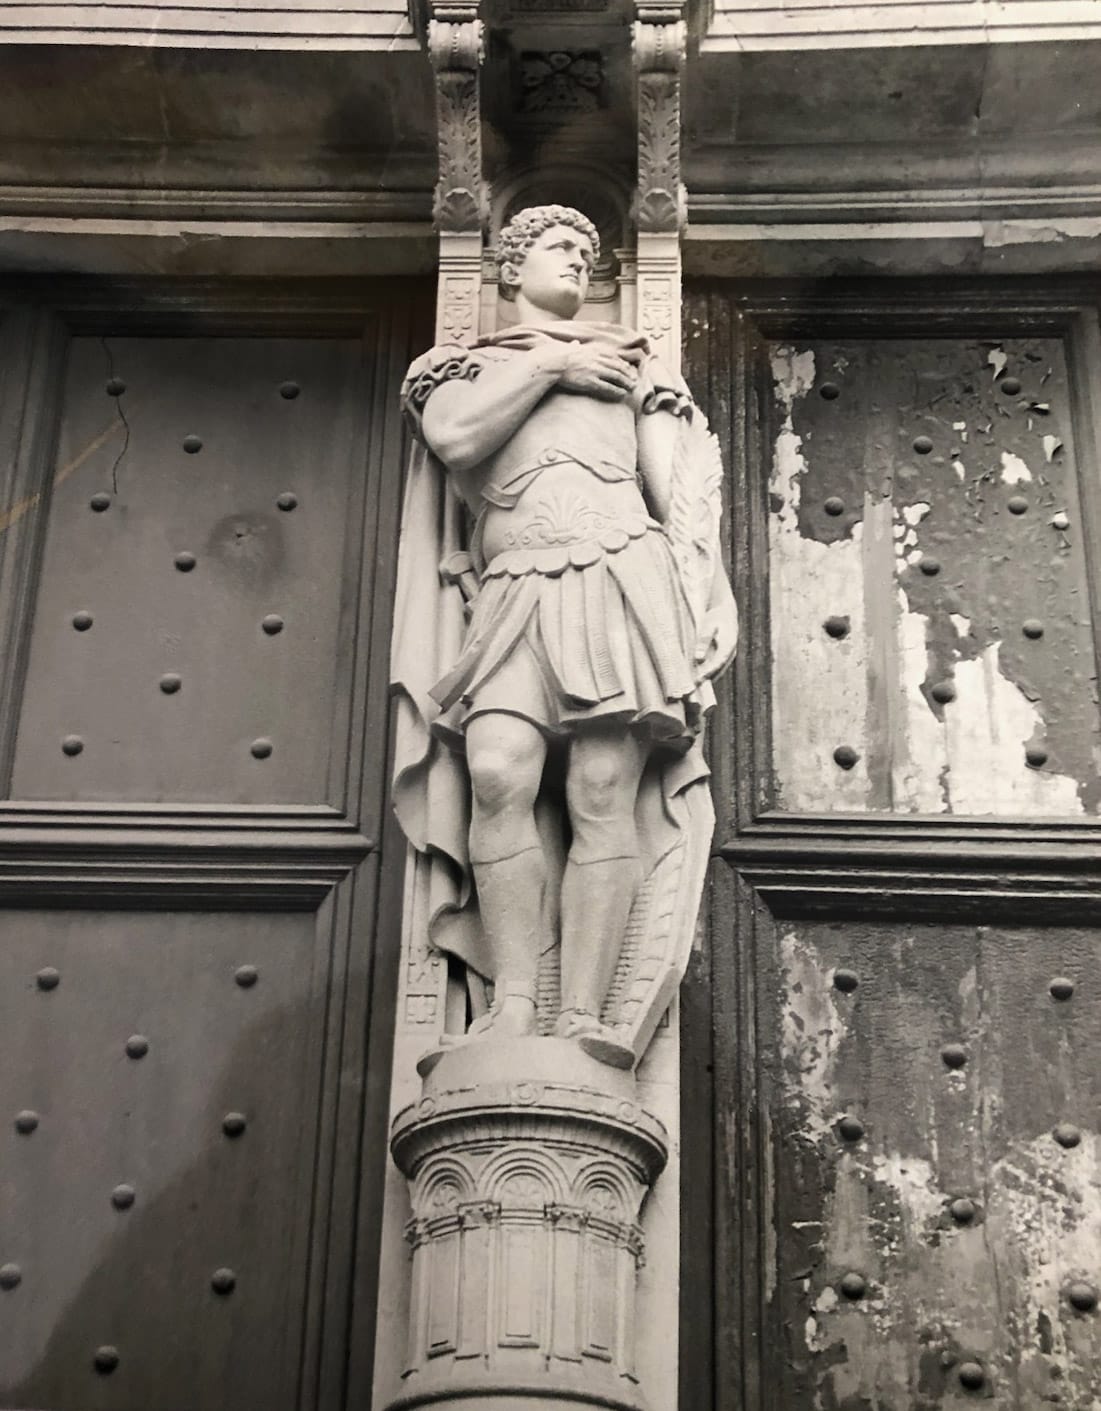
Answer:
[{"xmin": 387, "ymin": 1038, "xmax": 668, "ymax": 1411}]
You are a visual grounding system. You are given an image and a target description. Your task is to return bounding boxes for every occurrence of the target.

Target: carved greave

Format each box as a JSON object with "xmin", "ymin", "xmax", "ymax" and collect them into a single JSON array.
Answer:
[
  {"xmin": 565, "ymin": 817, "xmax": 640, "ymax": 866},
  {"xmin": 560, "ymin": 856, "xmax": 643, "ymax": 1020},
  {"xmin": 471, "ymin": 849, "xmax": 550, "ymax": 988}
]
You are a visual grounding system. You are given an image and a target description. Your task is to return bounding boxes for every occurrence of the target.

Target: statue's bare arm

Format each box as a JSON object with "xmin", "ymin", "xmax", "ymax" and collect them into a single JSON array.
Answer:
[
  {"xmin": 636, "ymin": 405, "xmax": 677, "ymax": 522},
  {"xmin": 421, "ymin": 343, "xmax": 643, "ymax": 475}
]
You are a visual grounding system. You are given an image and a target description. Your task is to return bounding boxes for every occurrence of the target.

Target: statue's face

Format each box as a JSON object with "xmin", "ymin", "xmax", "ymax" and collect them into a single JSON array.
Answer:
[{"xmin": 509, "ymin": 223, "xmax": 594, "ymax": 317}]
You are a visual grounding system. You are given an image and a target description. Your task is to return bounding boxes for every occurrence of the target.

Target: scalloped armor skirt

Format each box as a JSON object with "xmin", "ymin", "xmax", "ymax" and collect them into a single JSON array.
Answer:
[{"xmin": 429, "ymin": 523, "xmax": 703, "ymax": 748}]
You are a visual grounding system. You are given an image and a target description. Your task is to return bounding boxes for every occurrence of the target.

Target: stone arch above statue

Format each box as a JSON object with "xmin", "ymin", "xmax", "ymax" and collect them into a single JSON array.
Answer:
[{"xmin": 491, "ymin": 168, "xmax": 634, "ymax": 308}]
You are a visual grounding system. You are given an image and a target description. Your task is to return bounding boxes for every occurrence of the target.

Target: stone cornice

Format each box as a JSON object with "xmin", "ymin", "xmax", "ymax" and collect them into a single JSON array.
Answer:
[
  {"xmin": 689, "ymin": 184, "xmax": 1101, "ymax": 227},
  {"xmin": 0, "ymin": 184, "xmax": 432, "ymax": 224},
  {"xmin": 0, "ymin": 0, "xmax": 419, "ymax": 48},
  {"xmin": 700, "ymin": 0, "xmax": 1101, "ymax": 51}
]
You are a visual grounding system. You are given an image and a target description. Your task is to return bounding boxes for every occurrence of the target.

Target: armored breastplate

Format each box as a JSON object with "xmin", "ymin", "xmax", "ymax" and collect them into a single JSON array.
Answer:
[{"xmin": 479, "ymin": 390, "xmax": 639, "ymax": 509}]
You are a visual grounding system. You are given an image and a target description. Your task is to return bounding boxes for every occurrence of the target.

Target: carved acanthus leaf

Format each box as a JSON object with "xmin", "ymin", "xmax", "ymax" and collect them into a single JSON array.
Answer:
[
  {"xmin": 633, "ymin": 17, "xmax": 685, "ymax": 234},
  {"xmin": 428, "ymin": 13, "xmax": 487, "ymax": 234}
]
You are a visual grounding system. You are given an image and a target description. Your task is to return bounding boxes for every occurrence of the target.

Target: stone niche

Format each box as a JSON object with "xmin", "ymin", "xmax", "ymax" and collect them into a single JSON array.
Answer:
[{"xmin": 388, "ymin": 1038, "xmax": 667, "ymax": 1411}]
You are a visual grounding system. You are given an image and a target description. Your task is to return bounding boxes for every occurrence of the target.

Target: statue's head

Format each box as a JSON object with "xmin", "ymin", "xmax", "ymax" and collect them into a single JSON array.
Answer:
[{"xmin": 497, "ymin": 204, "xmax": 600, "ymax": 319}]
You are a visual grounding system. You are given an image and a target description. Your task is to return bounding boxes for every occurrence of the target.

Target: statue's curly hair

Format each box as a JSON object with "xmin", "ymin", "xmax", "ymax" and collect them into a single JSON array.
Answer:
[{"xmin": 497, "ymin": 205, "xmax": 601, "ymax": 278}]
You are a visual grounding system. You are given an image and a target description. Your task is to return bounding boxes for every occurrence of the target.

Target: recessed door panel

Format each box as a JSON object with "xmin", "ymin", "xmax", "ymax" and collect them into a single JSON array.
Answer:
[
  {"xmin": 11, "ymin": 335, "xmax": 365, "ymax": 805},
  {"xmin": 766, "ymin": 334, "xmax": 1100, "ymax": 816},
  {"xmin": 759, "ymin": 916, "xmax": 1101, "ymax": 1408},
  {"xmin": 0, "ymin": 906, "xmax": 327, "ymax": 1411}
]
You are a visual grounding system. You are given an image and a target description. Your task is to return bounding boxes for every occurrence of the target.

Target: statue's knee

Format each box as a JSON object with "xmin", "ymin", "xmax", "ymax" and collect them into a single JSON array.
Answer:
[
  {"xmin": 469, "ymin": 746, "xmax": 539, "ymax": 814},
  {"xmin": 567, "ymin": 750, "xmax": 629, "ymax": 817}
]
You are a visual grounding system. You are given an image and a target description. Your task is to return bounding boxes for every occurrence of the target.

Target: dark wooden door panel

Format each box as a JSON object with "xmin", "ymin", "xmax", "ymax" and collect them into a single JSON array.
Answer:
[
  {"xmin": 0, "ymin": 281, "xmax": 430, "ymax": 1411},
  {"xmin": 754, "ymin": 915, "xmax": 1101, "ymax": 1409},
  {"xmin": 0, "ymin": 906, "xmax": 329, "ymax": 1411},
  {"xmin": 684, "ymin": 283, "xmax": 1101, "ymax": 1411},
  {"xmin": 11, "ymin": 335, "xmax": 366, "ymax": 806}
]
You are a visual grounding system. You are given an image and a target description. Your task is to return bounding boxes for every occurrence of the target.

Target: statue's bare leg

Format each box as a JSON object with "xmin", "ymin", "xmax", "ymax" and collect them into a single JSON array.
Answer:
[
  {"xmin": 557, "ymin": 728, "xmax": 647, "ymax": 1055},
  {"xmin": 466, "ymin": 712, "xmax": 549, "ymax": 1036}
]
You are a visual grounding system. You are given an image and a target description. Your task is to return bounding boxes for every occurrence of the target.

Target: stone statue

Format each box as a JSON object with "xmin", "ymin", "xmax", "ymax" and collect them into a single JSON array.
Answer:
[{"xmin": 391, "ymin": 205, "xmax": 736, "ymax": 1070}]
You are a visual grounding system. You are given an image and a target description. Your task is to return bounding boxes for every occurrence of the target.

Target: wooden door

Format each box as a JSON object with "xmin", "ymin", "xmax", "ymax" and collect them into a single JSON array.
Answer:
[
  {"xmin": 684, "ymin": 282, "xmax": 1101, "ymax": 1409},
  {"xmin": 0, "ymin": 280, "xmax": 428, "ymax": 1411}
]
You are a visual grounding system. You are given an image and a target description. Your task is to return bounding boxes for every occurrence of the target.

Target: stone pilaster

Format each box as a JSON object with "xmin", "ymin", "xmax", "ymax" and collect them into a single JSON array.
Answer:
[
  {"xmin": 377, "ymin": 13, "xmax": 708, "ymax": 1410},
  {"xmin": 386, "ymin": 1040, "xmax": 667, "ymax": 1411},
  {"xmin": 428, "ymin": 1, "xmax": 486, "ymax": 345},
  {"xmin": 627, "ymin": 26, "xmax": 688, "ymax": 1403},
  {"xmin": 633, "ymin": 1, "xmax": 686, "ymax": 370}
]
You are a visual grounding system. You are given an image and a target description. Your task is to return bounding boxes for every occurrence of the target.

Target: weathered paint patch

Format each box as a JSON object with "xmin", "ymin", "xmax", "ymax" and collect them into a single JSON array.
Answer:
[
  {"xmin": 1000, "ymin": 449, "xmax": 1033, "ymax": 483},
  {"xmin": 762, "ymin": 1101, "xmax": 778, "ymax": 1306},
  {"xmin": 778, "ymin": 929, "xmax": 845, "ymax": 1143},
  {"xmin": 766, "ymin": 919, "xmax": 1101, "ymax": 1410},
  {"xmin": 944, "ymin": 643, "xmax": 1084, "ymax": 815},
  {"xmin": 768, "ymin": 347, "xmax": 872, "ymax": 811},
  {"xmin": 989, "ymin": 1133, "xmax": 1101, "ymax": 1404},
  {"xmin": 769, "ymin": 335, "xmax": 1101, "ymax": 814},
  {"xmin": 870, "ymin": 1151, "xmax": 946, "ymax": 1229},
  {"xmin": 893, "ymin": 588, "xmax": 949, "ymax": 812}
]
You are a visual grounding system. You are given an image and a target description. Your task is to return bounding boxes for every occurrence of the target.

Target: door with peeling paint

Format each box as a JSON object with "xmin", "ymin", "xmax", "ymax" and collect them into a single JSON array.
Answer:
[
  {"xmin": 685, "ymin": 286, "xmax": 1101, "ymax": 1410},
  {"xmin": 0, "ymin": 285, "xmax": 427, "ymax": 1411}
]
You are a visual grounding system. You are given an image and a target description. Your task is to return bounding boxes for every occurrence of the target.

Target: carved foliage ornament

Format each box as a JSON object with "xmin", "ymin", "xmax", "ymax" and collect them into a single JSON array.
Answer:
[
  {"xmin": 633, "ymin": 16, "xmax": 686, "ymax": 234},
  {"xmin": 519, "ymin": 50, "xmax": 604, "ymax": 114},
  {"xmin": 428, "ymin": 12, "xmax": 487, "ymax": 233}
]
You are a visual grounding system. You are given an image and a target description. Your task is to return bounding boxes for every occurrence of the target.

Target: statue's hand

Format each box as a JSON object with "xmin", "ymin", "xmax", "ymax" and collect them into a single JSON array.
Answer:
[
  {"xmin": 558, "ymin": 343, "xmax": 643, "ymax": 402},
  {"xmin": 693, "ymin": 599, "xmax": 739, "ymax": 682}
]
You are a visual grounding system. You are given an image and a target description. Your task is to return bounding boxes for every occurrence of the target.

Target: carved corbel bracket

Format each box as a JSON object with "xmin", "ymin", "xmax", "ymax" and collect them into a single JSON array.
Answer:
[
  {"xmin": 632, "ymin": 2, "xmax": 686, "ymax": 236},
  {"xmin": 428, "ymin": 3, "xmax": 488, "ymax": 236}
]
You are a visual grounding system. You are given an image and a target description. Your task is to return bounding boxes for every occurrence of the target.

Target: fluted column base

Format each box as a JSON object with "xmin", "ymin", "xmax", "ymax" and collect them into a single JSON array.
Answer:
[{"xmin": 387, "ymin": 1037, "xmax": 668, "ymax": 1411}]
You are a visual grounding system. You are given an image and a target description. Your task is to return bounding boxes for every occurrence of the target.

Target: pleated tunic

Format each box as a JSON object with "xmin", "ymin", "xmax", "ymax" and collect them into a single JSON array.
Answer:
[{"xmin": 403, "ymin": 331, "xmax": 705, "ymax": 753}]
